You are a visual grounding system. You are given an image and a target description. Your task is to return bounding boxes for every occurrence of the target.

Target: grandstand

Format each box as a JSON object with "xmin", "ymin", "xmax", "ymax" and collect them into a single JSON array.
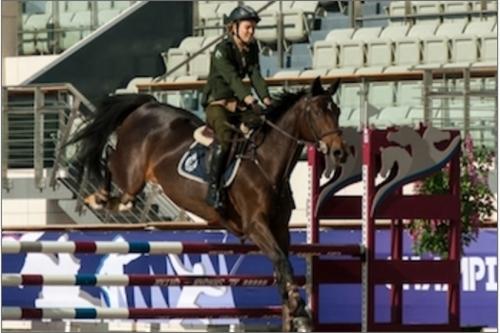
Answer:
[
  {"xmin": 2, "ymin": 0, "xmax": 497, "ymax": 224},
  {"xmin": 122, "ymin": 0, "xmax": 497, "ymax": 148}
]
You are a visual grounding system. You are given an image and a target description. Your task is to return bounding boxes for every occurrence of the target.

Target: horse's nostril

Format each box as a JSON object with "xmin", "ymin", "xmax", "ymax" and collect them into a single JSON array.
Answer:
[{"xmin": 332, "ymin": 149, "xmax": 343, "ymax": 158}]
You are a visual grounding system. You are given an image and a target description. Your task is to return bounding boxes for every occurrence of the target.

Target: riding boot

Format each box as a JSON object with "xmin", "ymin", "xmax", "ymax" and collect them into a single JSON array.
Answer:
[{"xmin": 206, "ymin": 143, "xmax": 227, "ymax": 212}]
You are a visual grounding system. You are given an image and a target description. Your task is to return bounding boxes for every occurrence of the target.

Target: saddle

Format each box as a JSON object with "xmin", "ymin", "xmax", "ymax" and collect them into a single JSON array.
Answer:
[
  {"xmin": 193, "ymin": 124, "xmax": 252, "ymax": 147},
  {"xmin": 177, "ymin": 124, "xmax": 254, "ymax": 187}
]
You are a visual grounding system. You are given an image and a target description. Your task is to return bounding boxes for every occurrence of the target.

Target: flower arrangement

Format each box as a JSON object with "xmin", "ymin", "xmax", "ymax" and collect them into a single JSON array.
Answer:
[{"xmin": 409, "ymin": 134, "xmax": 496, "ymax": 257}]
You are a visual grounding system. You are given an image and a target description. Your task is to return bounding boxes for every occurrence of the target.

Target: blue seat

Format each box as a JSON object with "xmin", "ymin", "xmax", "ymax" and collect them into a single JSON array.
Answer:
[
  {"xmin": 259, "ymin": 55, "xmax": 281, "ymax": 77},
  {"xmin": 288, "ymin": 43, "xmax": 312, "ymax": 69},
  {"xmin": 321, "ymin": 14, "xmax": 350, "ymax": 30},
  {"xmin": 309, "ymin": 29, "xmax": 329, "ymax": 43}
]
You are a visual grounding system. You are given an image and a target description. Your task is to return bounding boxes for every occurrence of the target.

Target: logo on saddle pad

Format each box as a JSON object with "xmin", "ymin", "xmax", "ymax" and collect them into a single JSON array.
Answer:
[{"xmin": 177, "ymin": 142, "xmax": 241, "ymax": 187}]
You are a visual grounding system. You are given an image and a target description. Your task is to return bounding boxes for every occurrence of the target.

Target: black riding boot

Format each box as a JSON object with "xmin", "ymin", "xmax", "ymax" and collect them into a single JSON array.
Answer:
[{"xmin": 206, "ymin": 143, "xmax": 227, "ymax": 212}]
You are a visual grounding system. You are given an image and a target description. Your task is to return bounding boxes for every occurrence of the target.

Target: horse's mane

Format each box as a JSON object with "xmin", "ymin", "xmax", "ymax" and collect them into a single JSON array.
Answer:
[{"xmin": 265, "ymin": 89, "xmax": 307, "ymax": 122}]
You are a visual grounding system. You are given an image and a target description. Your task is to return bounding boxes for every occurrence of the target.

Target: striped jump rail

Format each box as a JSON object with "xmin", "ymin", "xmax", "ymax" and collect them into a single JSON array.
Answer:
[
  {"xmin": 3, "ymin": 307, "xmax": 282, "ymax": 320},
  {"xmin": 2, "ymin": 240, "xmax": 363, "ymax": 257},
  {"xmin": 2, "ymin": 274, "xmax": 306, "ymax": 287}
]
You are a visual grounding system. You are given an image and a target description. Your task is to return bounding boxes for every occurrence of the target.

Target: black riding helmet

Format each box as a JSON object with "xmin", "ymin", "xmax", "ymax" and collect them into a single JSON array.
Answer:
[{"xmin": 223, "ymin": 5, "xmax": 261, "ymax": 24}]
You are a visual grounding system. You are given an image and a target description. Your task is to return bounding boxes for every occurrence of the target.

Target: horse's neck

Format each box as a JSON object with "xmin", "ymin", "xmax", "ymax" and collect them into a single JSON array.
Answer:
[{"xmin": 257, "ymin": 105, "xmax": 302, "ymax": 185}]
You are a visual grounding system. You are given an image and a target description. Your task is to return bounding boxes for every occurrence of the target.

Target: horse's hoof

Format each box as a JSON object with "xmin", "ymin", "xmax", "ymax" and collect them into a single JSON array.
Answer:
[
  {"xmin": 118, "ymin": 202, "xmax": 133, "ymax": 211},
  {"xmin": 292, "ymin": 316, "xmax": 311, "ymax": 332},
  {"xmin": 84, "ymin": 195, "xmax": 104, "ymax": 210}
]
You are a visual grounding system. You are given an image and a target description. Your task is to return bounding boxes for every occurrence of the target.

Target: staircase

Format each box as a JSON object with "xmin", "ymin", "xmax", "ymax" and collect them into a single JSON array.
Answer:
[{"xmin": 2, "ymin": 83, "xmax": 187, "ymax": 224}]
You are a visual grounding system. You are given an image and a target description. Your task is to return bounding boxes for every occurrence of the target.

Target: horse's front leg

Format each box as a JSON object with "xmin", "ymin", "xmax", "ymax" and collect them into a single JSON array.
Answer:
[{"xmin": 246, "ymin": 215, "xmax": 311, "ymax": 332}]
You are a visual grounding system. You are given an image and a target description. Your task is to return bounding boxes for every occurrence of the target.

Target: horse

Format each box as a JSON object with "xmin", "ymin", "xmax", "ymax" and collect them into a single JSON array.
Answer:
[{"xmin": 66, "ymin": 77, "xmax": 347, "ymax": 331}]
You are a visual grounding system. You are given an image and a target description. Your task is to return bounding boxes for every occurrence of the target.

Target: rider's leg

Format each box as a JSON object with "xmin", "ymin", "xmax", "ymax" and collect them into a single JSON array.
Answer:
[{"xmin": 205, "ymin": 105, "xmax": 231, "ymax": 211}]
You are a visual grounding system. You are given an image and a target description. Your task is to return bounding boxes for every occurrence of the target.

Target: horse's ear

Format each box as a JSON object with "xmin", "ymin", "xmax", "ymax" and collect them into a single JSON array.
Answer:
[
  {"xmin": 327, "ymin": 79, "xmax": 341, "ymax": 96},
  {"xmin": 310, "ymin": 76, "xmax": 324, "ymax": 96}
]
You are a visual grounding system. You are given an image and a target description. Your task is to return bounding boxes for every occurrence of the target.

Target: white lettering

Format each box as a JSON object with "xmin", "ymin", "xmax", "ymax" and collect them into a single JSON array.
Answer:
[{"xmin": 485, "ymin": 257, "xmax": 497, "ymax": 291}]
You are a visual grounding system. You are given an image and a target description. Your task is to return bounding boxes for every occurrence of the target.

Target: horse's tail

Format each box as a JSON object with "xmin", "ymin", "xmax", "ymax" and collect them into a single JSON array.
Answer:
[{"xmin": 65, "ymin": 93, "xmax": 157, "ymax": 183}]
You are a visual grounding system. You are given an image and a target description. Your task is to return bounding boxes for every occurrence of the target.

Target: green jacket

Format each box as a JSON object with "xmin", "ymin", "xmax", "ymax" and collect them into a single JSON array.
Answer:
[{"xmin": 201, "ymin": 37, "xmax": 270, "ymax": 107}]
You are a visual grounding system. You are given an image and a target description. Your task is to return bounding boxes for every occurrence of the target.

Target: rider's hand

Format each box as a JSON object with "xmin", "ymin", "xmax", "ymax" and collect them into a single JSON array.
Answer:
[
  {"xmin": 244, "ymin": 95, "xmax": 256, "ymax": 106},
  {"xmin": 263, "ymin": 97, "xmax": 273, "ymax": 107}
]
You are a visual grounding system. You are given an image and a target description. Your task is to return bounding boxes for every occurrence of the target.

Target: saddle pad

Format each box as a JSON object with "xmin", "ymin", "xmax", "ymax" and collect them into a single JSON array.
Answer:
[{"xmin": 177, "ymin": 142, "xmax": 241, "ymax": 188}]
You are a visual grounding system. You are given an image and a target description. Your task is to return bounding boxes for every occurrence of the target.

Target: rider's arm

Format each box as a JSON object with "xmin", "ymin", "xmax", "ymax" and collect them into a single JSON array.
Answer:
[
  {"xmin": 212, "ymin": 44, "xmax": 252, "ymax": 102},
  {"xmin": 248, "ymin": 44, "xmax": 271, "ymax": 103}
]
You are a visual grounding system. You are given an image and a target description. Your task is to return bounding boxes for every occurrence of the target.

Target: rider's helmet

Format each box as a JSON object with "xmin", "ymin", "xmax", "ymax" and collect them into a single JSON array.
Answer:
[{"xmin": 224, "ymin": 5, "xmax": 261, "ymax": 25}]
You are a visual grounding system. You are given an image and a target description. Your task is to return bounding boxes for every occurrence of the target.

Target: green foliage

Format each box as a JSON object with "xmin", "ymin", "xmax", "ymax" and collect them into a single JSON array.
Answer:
[{"xmin": 408, "ymin": 135, "xmax": 496, "ymax": 257}]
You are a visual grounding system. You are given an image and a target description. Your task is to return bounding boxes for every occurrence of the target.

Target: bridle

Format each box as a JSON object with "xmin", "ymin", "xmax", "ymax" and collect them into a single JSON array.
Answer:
[
  {"xmin": 263, "ymin": 95, "xmax": 342, "ymax": 152},
  {"xmin": 240, "ymin": 94, "xmax": 342, "ymax": 193}
]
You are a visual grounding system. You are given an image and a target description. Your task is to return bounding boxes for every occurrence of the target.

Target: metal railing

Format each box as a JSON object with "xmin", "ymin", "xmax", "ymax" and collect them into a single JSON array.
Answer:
[
  {"xmin": 2, "ymin": 83, "xmax": 188, "ymax": 223},
  {"xmin": 140, "ymin": 67, "xmax": 498, "ymax": 150}
]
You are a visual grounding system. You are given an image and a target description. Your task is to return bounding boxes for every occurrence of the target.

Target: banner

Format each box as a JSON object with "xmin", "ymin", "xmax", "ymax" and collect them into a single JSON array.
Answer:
[{"xmin": 2, "ymin": 229, "xmax": 496, "ymax": 327}]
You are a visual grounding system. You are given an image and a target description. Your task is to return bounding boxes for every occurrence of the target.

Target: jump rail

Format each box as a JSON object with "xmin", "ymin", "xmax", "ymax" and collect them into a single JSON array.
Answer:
[
  {"xmin": 3, "ymin": 307, "xmax": 282, "ymax": 320},
  {"xmin": 2, "ymin": 240, "xmax": 363, "ymax": 257},
  {"xmin": 2, "ymin": 274, "xmax": 306, "ymax": 287}
]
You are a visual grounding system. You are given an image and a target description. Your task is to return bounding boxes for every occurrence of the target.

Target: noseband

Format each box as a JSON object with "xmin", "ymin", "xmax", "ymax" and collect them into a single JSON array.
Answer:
[{"xmin": 264, "ymin": 95, "xmax": 342, "ymax": 151}]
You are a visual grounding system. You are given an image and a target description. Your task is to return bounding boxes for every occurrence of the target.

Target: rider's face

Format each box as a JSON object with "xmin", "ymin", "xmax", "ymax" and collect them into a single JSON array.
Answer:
[{"xmin": 236, "ymin": 20, "xmax": 256, "ymax": 44}]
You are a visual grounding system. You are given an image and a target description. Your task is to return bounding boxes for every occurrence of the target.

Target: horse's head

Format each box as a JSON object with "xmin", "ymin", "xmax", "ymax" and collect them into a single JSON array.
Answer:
[{"xmin": 297, "ymin": 77, "xmax": 347, "ymax": 171}]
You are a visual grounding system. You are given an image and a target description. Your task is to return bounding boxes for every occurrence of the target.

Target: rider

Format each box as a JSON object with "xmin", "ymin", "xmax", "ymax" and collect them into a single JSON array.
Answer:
[{"xmin": 201, "ymin": 5, "xmax": 273, "ymax": 212}]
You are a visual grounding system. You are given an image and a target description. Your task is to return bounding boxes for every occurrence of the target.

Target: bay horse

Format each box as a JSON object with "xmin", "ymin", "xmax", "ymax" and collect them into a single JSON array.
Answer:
[{"xmin": 66, "ymin": 77, "xmax": 346, "ymax": 331}]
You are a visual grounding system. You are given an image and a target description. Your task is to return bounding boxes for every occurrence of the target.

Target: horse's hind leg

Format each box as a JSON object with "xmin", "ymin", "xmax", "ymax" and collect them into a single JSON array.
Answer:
[
  {"xmin": 83, "ymin": 164, "xmax": 112, "ymax": 210},
  {"xmin": 246, "ymin": 216, "xmax": 311, "ymax": 332},
  {"xmin": 106, "ymin": 149, "xmax": 146, "ymax": 212}
]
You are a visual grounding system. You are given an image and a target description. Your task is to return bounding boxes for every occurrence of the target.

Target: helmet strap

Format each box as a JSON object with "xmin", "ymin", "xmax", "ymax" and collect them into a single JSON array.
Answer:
[{"xmin": 235, "ymin": 21, "xmax": 250, "ymax": 47}]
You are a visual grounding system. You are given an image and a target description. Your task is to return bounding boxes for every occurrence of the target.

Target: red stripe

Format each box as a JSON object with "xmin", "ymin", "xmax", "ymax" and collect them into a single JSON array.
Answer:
[
  {"xmin": 22, "ymin": 308, "xmax": 43, "ymax": 319},
  {"xmin": 128, "ymin": 275, "xmax": 155, "ymax": 285},
  {"xmin": 22, "ymin": 275, "xmax": 43, "ymax": 285},
  {"xmin": 74, "ymin": 242, "xmax": 97, "ymax": 253},
  {"xmin": 128, "ymin": 307, "xmax": 281, "ymax": 319}
]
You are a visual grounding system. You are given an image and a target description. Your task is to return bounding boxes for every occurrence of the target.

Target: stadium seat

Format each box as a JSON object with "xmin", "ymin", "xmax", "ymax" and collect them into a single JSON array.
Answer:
[
  {"xmin": 97, "ymin": 8, "xmax": 122, "ymax": 26},
  {"xmin": 387, "ymin": 1, "xmax": 413, "ymax": 25},
  {"xmin": 23, "ymin": 13, "xmax": 52, "ymax": 54},
  {"xmin": 163, "ymin": 37, "xmax": 205, "ymax": 78},
  {"xmin": 442, "ymin": 1, "xmax": 472, "ymax": 22},
  {"xmin": 377, "ymin": 106, "xmax": 413, "ymax": 126},
  {"xmin": 379, "ymin": 24, "xmax": 411, "ymax": 40},
  {"xmin": 189, "ymin": 36, "xmax": 218, "ymax": 79},
  {"xmin": 405, "ymin": 107, "xmax": 425, "ymax": 125},
  {"xmin": 358, "ymin": 40, "xmax": 392, "ymax": 74},
  {"xmin": 312, "ymin": 40, "xmax": 338, "ymax": 69},
  {"xmin": 299, "ymin": 69, "xmax": 329, "ymax": 78},
  {"xmin": 291, "ymin": 1, "xmax": 320, "ymax": 14},
  {"xmin": 473, "ymin": 33, "xmax": 497, "ymax": 67},
  {"xmin": 464, "ymin": 20, "xmax": 497, "ymax": 34},
  {"xmin": 64, "ymin": 0, "xmax": 89, "ymax": 12},
  {"xmin": 260, "ymin": 54, "xmax": 280, "ymax": 77},
  {"xmin": 368, "ymin": 81, "xmax": 395, "ymax": 119},
  {"xmin": 338, "ymin": 83, "xmax": 362, "ymax": 127},
  {"xmin": 420, "ymin": 22, "xmax": 467, "ymax": 67},
  {"xmin": 407, "ymin": 21, "xmax": 440, "ymax": 38},
  {"xmin": 197, "ymin": 1, "xmax": 220, "ymax": 34},
  {"xmin": 115, "ymin": 76, "xmax": 154, "ymax": 93},
  {"xmin": 204, "ymin": 2, "xmax": 235, "ymax": 37},
  {"xmin": 384, "ymin": 38, "xmax": 421, "ymax": 72},
  {"xmin": 396, "ymin": 80, "xmax": 423, "ymax": 109},
  {"xmin": 255, "ymin": 12, "xmax": 278, "ymax": 44},
  {"xmin": 336, "ymin": 40, "xmax": 365, "ymax": 74},
  {"xmin": 273, "ymin": 69, "xmax": 302, "ymax": 78},
  {"xmin": 289, "ymin": 43, "xmax": 313, "ymax": 69},
  {"xmin": 321, "ymin": 12, "xmax": 350, "ymax": 30},
  {"xmin": 325, "ymin": 28, "xmax": 355, "ymax": 42},
  {"xmin": 449, "ymin": 35, "xmax": 480, "ymax": 66},
  {"xmin": 112, "ymin": 0, "xmax": 134, "ymax": 11},
  {"xmin": 61, "ymin": 11, "xmax": 92, "ymax": 50},
  {"xmin": 310, "ymin": 29, "xmax": 329, "ymax": 44},
  {"xmin": 282, "ymin": 9, "xmax": 309, "ymax": 43},
  {"xmin": 413, "ymin": 1, "xmax": 443, "ymax": 24},
  {"xmin": 352, "ymin": 27, "xmax": 383, "ymax": 41}
]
